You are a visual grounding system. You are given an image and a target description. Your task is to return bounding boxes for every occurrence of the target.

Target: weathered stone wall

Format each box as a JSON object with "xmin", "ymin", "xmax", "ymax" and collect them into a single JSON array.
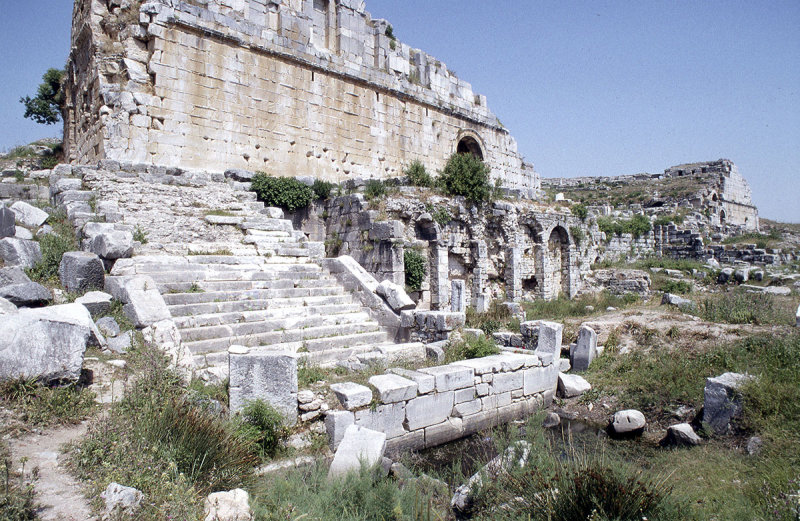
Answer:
[
  {"xmin": 64, "ymin": 0, "xmax": 540, "ymax": 196},
  {"xmin": 325, "ymin": 351, "xmax": 557, "ymax": 453}
]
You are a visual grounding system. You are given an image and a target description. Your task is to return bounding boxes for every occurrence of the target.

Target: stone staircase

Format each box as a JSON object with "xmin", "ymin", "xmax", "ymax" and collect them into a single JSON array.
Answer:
[{"xmin": 97, "ymin": 168, "xmax": 421, "ymax": 373}]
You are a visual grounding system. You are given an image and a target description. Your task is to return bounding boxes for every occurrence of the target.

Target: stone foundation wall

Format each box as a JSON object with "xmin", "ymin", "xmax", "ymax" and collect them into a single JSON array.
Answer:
[
  {"xmin": 325, "ymin": 351, "xmax": 557, "ymax": 453},
  {"xmin": 64, "ymin": 0, "xmax": 540, "ymax": 195}
]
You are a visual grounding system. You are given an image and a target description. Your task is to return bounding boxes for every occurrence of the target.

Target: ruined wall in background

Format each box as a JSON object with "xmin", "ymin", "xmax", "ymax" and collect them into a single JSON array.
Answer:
[{"xmin": 64, "ymin": 0, "xmax": 540, "ymax": 197}]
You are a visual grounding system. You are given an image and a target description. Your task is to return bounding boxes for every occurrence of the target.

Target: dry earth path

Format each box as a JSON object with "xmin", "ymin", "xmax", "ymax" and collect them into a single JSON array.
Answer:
[{"xmin": 9, "ymin": 422, "xmax": 96, "ymax": 521}]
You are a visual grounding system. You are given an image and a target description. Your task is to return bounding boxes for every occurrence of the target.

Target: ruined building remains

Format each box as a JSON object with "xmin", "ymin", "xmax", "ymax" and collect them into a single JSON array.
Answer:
[{"xmin": 63, "ymin": 0, "xmax": 540, "ymax": 196}]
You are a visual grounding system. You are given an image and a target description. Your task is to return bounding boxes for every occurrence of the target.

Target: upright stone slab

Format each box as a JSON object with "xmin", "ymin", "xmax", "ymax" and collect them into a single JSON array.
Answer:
[
  {"xmin": 571, "ymin": 325, "xmax": 597, "ymax": 372},
  {"xmin": 328, "ymin": 425, "xmax": 387, "ymax": 479},
  {"xmin": 0, "ymin": 207, "xmax": 15, "ymax": 238},
  {"xmin": 59, "ymin": 251, "xmax": 105, "ymax": 293},
  {"xmin": 451, "ymin": 279, "xmax": 466, "ymax": 313},
  {"xmin": 229, "ymin": 346, "xmax": 298, "ymax": 425},
  {"xmin": 535, "ymin": 321, "xmax": 563, "ymax": 364},
  {"xmin": 703, "ymin": 372, "xmax": 751, "ymax": 434},
  {"xmin": 375, "ymin": 280, "xmax": 415, "ymax": 312}
]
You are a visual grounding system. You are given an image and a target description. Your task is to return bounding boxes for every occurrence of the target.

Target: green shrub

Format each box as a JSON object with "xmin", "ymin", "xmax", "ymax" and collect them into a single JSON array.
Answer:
[
  {"xmin": 404, "ymin": 160, "xmax": 433, "ymax": 187},
  {"xmin": 696, "ymin": 291, "xmax": 793, "ymax": 325},
  {"xmin": 597, "ymin": 214, "xmax": 652, "ymax": 239},
  {"xmin": 26, "ymin": 229, "xmax": 77, "ymax": 283},
  {"xmin": 312, "ymin": 179, "xmax": 335, "ymax": 201},
  {"xmin": 569, "ymin": 225, "xmax": 584, "ymax": 246},
  {"xmin": 572, "ymin": 203, "xmax": 588, "ymax": 221},
  {"xmin": 133, "ymin": 224, "xmax": 149, "ymax": 244},
  {"xmin": 403, "ymin": 249, "xmax": 427, "ymax": 292},
  {"xmin": 660, "ymin": 279, "xmax": 693, "ymax": 294},
  {"xmin": 251, "ymin": 174, "xmax": 314, "ymax": 211},
  {"xmin": 20, "ymin": 68, "xmax": 65, "ymax": 125},
  {"xmin": 438, "ymin": 153, "xmax": 493, "ymax": 203},
  {"xmin": 445, "ymin": 336, "xmax": 499, "ymax": 363},
  {"xmin": 653, "ymin": 214, "xmax": 685, "ymax": 227},
  {"xmin": 364, "ymin": 179, "xmax": 387, "ymax": 201},
  {"xmin": 0, "ymin": 444, "xmax": 37, "ymax": 521},
  {"xmin": 70, "ymin": 345, "xmax": 257, "ymax": 518},
  {"xmin": 235, "ymin": 400, "xmax": 290, "ymax": 460},
  {"xmin": 0, "ymin": 379, "xmax": 95, "ymax": 431},
  {"xmin": 432, "ymin": 207, "xmax": 451, "ymax": 227}
]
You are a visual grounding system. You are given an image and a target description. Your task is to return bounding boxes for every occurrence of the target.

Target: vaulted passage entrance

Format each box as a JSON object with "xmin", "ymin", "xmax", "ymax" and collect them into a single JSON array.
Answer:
[{"xmin": 457, "ymin": 136, "xmax": 483, "ymax": 159}]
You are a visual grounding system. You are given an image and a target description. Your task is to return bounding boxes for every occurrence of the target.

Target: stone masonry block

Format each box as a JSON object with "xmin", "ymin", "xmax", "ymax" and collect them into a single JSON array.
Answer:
[
  {"xmin": 229, "ymin": 346, "xmax": 298, "ymax": 425},
  {"xmin": 368, "ymin": 374, "xmax": 418, "ymax": 403},
  {"xmin": 355, "ymin": 402, "xmax": 406, "ymax": 439},
  {"xmin": 420, "ymin": 365, "xmax": 474, "ymax": 392},
  {"xmin": 523, "ymin": 364, "xmax": 559, "ymax": 396},
  {"xmin": 404, "ymin": 391, "xmax": 454, "ymax": 431},
  {"xmin": 388, "ymin": 367, "xmax": 435, "ymax": 394},
  {"xmin": 59, "ymin": 251, "xmax": 105, "ymax": 294},
  {"xmin": 330, "ymin": 382, "xmax": 373, "ymax": 410},
  {"xmin": 325, "ymin": 410, "xmax": 355, "ymax": 451}
]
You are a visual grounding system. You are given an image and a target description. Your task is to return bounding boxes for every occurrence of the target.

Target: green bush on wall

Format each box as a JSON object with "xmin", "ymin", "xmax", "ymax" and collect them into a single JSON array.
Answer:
[
  {"xmin": 404, "ymin": 160, "xmax": 433, "ymax": 187},
  {"xmin": 438, "ymin": 153, "xmax": 493, "ymax": 203},
  {"xmin": 251, "ymin": 174, "xmax": 313, "ymax": 211},
  {"xmin": 404, "ymin": 249, "xmax": 427, "ymax": 292}
]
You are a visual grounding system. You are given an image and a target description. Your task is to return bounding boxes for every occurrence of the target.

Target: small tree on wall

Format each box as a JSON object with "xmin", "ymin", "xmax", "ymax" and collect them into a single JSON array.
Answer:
[
  {"xmin": 20, "ymin": 68, "xmax": 65, "ymax": 125},
  {"xmin": 404, "ymin": 249, "xmax": 427, "ymax": 292},
  {"xmin": 438, "ymin": 153, "xmax": 493, "ymax": 203}
]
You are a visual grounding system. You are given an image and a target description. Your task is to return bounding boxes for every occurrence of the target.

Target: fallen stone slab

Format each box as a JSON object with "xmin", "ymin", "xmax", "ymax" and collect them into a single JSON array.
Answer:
[
  {"xmin": 0, "ymin": 282, "xmax": 52, "ymax": 307},
  {"xmin": 325, "ymin": 410, "xmax": 355, "ymax": 450},
  {"xmin": 557, "ymin": 372, "xmax": 591, "ymax": 398},
  {"xmin": 59, "ymin": 251, "xmax": 105, "ymax": 293},
  {"xmin": 451, "ymin": 441, "xmax": 531, "ymax": 516},
  {"xmin": 204, "ymin": 488, "xmax": 252, "ymax": 521},
  {"xmin": 0, "ymin": 297, "xmax": 16, "ymax": 314},
  {"xmin": 611, "ymin": 409, "xmax": 646, "ymax": 435},
  {"xmin": 330, "ymin": 382, "xmax": 373, "ymax": 410},
  {"xmin": 0, "ymin": 266, "xmax": 31, "ymax": 287},
  {"xmin": 75, "ymin": 290, "xmax": 113, "ymax": 316},
  {"xmin": 96, "ymin": 316, "xmax": 120, "ymax": 338},
  {"xmin": 536, "ymin": 321, "xmax": 563, "ymax": 363},
  {"xmin": 0, "ymin": 303, "xmax": 103, "ymax": 382},
  {"xmin": 108, "ymin": 330, "xmax": 134, "ymax": 354},
  {"xmin": 89, "ymin": 230, "xmax": 134, "ymax": 260},
  {"xmin": 376, "ymin": 279, "xmax": 415, "ymax": 312},
  {"xmin": 14, "ymin": 227, "xmax": 33, "ymax": 240},
  {"xmin": 717, "ymin": 268, "xmax": 734, "ymax": 284},
  {"xmin": 328, "ymin": 425, "xmax": 386, "ymax": 479},
  {"xmin": 101, "ymin": 482, "xmax": 143, "ymax": 518},
  {"xmin": 663, "ymin": 423, "xmax": 701, "ymax": 446},
  {"xmin": 570, "ymin": 325, "xmax": 597, "ymax": 372},
  {"xmin": 10, "ymin": 201, "xmax": 48, "ymax": 228},
  {"xmin": 661, "ymin": 293, "xmax": 694, "ymax": 308},
  {"xmin": 703, "ymin": 372, "xmax": 752, "ymax": 434},
  {"xmin": 123, "ymin": 285, "xmax": 171, "ymax": 328},
  {"xmin": 0, "ymin": 238, "xmax": 42, "ymax": 268}
]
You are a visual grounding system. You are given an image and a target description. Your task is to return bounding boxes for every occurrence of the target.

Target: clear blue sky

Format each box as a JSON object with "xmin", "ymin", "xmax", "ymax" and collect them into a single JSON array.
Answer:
[{"xmin": 1, "ymin": 1, "xmax": 798, "ymax": 222}]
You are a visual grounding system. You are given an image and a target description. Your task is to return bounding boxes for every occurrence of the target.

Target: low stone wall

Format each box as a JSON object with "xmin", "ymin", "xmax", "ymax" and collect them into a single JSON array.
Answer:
[
  {"xmin": 708, "ymin": 243, "xmax": 786, "ymax": 266},
  {"xmin": 399, "ymin": 310, "xmax": 465, "ymax": 343},
  {"xmin": 325, "ymin": 351, "xmax": 558, "ymax": 454}
]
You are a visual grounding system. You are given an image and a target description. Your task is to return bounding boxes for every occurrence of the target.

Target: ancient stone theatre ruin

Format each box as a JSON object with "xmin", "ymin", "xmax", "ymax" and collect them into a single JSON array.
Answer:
[{"xmin": 64, "ymin": 0, "xmax": 540, "ymax": 196}]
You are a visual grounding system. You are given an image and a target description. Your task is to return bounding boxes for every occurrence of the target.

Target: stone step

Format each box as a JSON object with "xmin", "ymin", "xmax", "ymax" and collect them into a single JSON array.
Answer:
[
  {"xmin": 243, "ymin": 235, "xmax": 300, "ymax": 245},
  {"xmin": 167, "ymin": 294, "xmax": 354, "ymax": 317},
  {"xmin": 234, "ymin": 190, "xmax": 257, "ymax": 201},
  {"xmin": 181, "ymin": 316, "xmax": 380, "ymax": 343},
  {"xmin": 165, "ymin": 285, "xmax": 343, "ymax": 307},
  {"xmin": 246, "ymin": 229, "xmax": 292, "ymax": 238},
  {"xmin": 172, "ymin": 306, "xmax": 369, "ymax": 329},
  {"xmin": 160, "ymin": 275, "xmax": 339, "ymax": 294},
  {"xmin": 299, "ymin": 344, "xmax": 377, "ymax": 366},
  {"xmin": 184, "ymin": 325, "xmax": 386, "ymax": 354},
  {"xmin": 239, "ymin": 219, "xmax": 294, "ymax": 233}
]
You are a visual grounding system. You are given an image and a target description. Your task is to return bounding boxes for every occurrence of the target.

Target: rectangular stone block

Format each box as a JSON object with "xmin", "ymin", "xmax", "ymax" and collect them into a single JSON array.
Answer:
[
  {"xmin": 368, "ymin": 374, "xmax": 418, "ymax": 403},
  {"xmin": 388, "ymin": 367, "xmax": 435, "ymax": 394},
  {"xmin": 229, "ymin": 347, "xmax": 298, "ymax": 425},
  {"xmin": 451, "ymin": 355, "xmax": 504, "ymax": 375},
  {"xmin": 523, "ymin": 364, "xmax": 559, "ymax": 396},
  {"xmin": 491, "ymin": 371, "xmax": 523, "ymax": 395},
  {"xmin": 325, "ymin": 410, "xmax": 355, "ymax": 450},
  {"xmin": 424, "ymin": 418, "xmax": 463, "ymax": 448},
  {"xmin": 385, "ymin": 429, "xmax": 425, "ymax": 455},
  {"xmin": 536, "ymin": 320, "xmax": 563, "ymax": 357},
  {"xmin": 454, "ymin": 387, "xmax": 476, "ymax": 404},
  {"xmin": 420, "ymin": 365, "xmax": 474, "ymax": 391},
  {"xmin": 330, "ymin": 382, "xmax": 372, "ymax": 410},
  {"xmin": 355, "ymin": 402, "xmax": 406, "ymax": 439},
  {"xmin": 453, "ymin": 399, "xmax": 481, "ymax": 418},
  {"xmin": 404, "ymin": 391, "xmax": 454, "ymax": 431}
]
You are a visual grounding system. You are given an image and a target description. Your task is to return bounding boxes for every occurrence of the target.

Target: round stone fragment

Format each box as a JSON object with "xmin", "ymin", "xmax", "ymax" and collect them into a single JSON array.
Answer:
[{"xmin": 611, "ymin": 409, "xmax": 646, "ymax": 434}]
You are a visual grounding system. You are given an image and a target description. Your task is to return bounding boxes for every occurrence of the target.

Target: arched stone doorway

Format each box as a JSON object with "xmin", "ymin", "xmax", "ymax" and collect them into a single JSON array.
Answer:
[
  {"xmin": 546, "ymin": 226, "xmax": 570, "ymax": 299},
  {"xmin": 456, "ymin": 135, "xmax": 484, "ymax": 160}
]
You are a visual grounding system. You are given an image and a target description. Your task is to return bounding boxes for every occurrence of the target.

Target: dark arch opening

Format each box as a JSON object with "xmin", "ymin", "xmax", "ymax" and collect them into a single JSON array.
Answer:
[{"xmin": 457, "ymin": 136, "xmax": 483, "ymax": 160}]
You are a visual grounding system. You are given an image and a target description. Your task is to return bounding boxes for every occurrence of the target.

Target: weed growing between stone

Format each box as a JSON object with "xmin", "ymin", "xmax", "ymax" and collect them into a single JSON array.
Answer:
[
  {"xmin": 694, "ymin": 290, "xmax": 796, "ymax": 325},
  {"xmin": 251, "ymin": 462, "xmax": 442, "ymax": 521},
  {"xmin": 25, "ymin": 209, "xmax": 77, "ymax": 284},
  {"xmin": 523, "ymin": 291, "xmax": 639, "ymax": 321},
  {"xmin": 584, "ymin": 331, "xmax": 800, "ymax": 519},
  {"xmin": 0, "ymin": 441, "xmax": 37, "ymax": 520},
  {"xmin": 465, "ymin": 300, "xmax": 517, "ymax": 335},
  {"xmin": 0, "ymin": 379, "xmax": 95, "ymax": 435},
  {"xmin": 444, "ymin": 336, "xmax": 500, "ymax": 364},
  {"xmin": 68, "ymin": 345, "xmax": 260, "ymax": 519}
]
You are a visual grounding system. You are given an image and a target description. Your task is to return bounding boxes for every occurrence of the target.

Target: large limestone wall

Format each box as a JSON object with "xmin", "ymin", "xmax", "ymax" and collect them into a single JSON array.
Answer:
[{"xmin": 64, "ymin": 0, "xmax": 540, "ymax": 196}]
